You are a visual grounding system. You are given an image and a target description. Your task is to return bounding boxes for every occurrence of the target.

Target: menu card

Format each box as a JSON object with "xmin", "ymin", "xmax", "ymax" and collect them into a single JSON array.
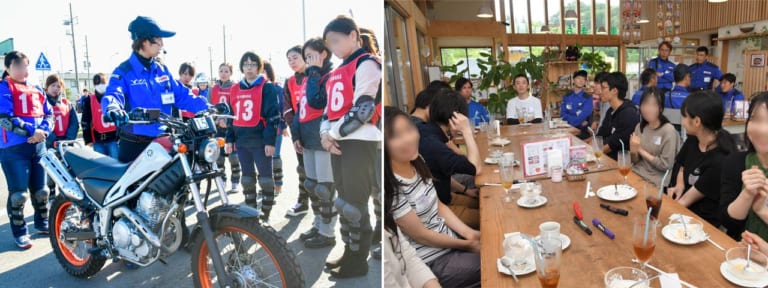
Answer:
[{"xmin": 521, "ymin": 136, "xmax": 572, "ymax": 178}]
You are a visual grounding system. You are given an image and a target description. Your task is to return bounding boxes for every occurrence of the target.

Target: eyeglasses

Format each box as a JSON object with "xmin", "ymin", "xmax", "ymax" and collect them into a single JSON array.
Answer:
[{"xmin": 242, "ymin": 63, "xmax": 259, "ymax": 69}]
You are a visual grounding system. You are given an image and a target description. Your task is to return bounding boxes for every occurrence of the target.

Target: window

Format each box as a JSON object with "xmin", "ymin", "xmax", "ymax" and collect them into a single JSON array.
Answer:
[
  {"xmin": 609, "ymin": 0, "xmax": 620, "ymax": 35},
  {"xmin": 593, "ymin": 46, "xmax": 619, "ymax": 72},
  {"xmin": 440, "ymin": 47, "xmax": 492, "ymax": 80},
  {"xmin": 512, "ymin": 0, "xmax": 529, "ymax": 34},
  {"xmin": 564, "ymin": 0, "xmax": 577, "ymax": 35},
  {"xmin": 547, "ymin": 0, "xmax": 562, "ymax": 34},
  {"xmin": 580, "ymin": 0, "xmax": 592, "ymax": 35},
  {"xmin": 531, "ymin": 1, "xmax": 547, "ymax": 34},
  {"xmin": 505, "ymin": 0, "xmax": 513, "ymax": 34},
  {"xmin": 508, "ymin": 46, "xmax": 531, "ymax": 64},
  {"xmin": 384, "ymin": 6, "xmax": 414, "ymax": 110},
  {"xmin": 595, "ymin": 0, "xmax": 608, "ymax": 34}
]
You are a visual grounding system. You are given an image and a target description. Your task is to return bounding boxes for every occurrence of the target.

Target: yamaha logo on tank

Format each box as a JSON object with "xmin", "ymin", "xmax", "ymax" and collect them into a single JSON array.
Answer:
[{"xmin": 146, "ymin": 149, "xmax": 154, "ymax": 158}]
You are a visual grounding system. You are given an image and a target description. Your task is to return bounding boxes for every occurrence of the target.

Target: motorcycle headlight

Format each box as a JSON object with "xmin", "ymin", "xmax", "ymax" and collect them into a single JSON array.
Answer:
[{"xmin": 198, "ymin": 139, "xmax": 220, "ymax": 163}]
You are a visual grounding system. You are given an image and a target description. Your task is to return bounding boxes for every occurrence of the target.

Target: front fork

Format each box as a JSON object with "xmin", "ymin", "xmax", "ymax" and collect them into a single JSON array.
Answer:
[{"xmin": 179, "ymin": 155, "xmax": 233, "ymax": 287}]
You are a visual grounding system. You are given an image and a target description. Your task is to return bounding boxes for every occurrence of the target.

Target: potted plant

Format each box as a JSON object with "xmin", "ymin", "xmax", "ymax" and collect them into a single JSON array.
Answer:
[{"xmin": 475, "ymin": 51, "xmax": 545, "ymax": 117}]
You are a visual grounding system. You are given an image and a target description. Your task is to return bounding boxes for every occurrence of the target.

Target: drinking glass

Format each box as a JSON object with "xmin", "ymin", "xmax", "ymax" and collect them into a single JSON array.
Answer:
[
  {"xmin": 500, "ymin": 158, "xmax": 516, "ymax": 202},
  {"xmin": 593, "ymin": 136, "xmax": 604, "ymax": 169},
  {"xmin": 617, "ymin": 151, "xmax": 630, "ymax": 185},
  {"xmin": 535, "ymin": 238, "xmax": 562, "ymax": 288},
  {"xmin": 632, "ymin": 217, "xmax": 658, "ymax": 271}
]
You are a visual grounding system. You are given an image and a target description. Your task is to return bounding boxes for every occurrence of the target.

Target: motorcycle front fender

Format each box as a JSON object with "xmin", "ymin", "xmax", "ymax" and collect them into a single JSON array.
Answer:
[{"xmin": 189, "ymin": 204, "xmax": 261, "ymax": 243}]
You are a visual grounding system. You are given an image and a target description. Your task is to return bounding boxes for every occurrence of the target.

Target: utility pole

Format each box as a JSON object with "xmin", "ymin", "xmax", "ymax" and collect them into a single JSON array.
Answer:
[
  {"xmin": 208, "ymin": 46, "xmax": 213, "ymax": 83},
  {"xmin": 222, "ymin": 25, "xmax": 227, "ymax": 63},
  {"xmin": 67, "ymin": 2, "xmax": 80, "ymax": 93},
  {"xmin": 302, "ymin": 0, "xmax": 307, "ymax": 41},
  {"xmin": 84, "ymin": 35, "xmax": 90, "ymax": 91}
]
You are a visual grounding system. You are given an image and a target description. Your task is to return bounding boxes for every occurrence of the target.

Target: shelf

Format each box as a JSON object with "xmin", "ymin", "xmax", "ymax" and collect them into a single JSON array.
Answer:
[{"xmin": 714, "ymin": 32, "xmax": 768, "ymax": 42}]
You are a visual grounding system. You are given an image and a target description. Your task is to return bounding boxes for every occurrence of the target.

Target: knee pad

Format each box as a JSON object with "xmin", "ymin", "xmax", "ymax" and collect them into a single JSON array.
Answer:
[
  {"xmin": 241, "ymin": 174, "xmax": 257, "ymax": 189},
  {"xmin": 296, "ymin": 164, "xmax": 306, "ymax": 179},
  {"xmin": 272, "ymin": 158, "xmax": 283, "ymax": 181},
  {"xmin": 315, "ymin": 182, "xmax": 336, "ymax": 222},
  {"xmin": 335, "ymin": 198, "xmax": 362, "ymax": 227},
  {"xmin": 259, "ymin": 176, "xmax": 275, "ymax": 192},
  {"xmin": 33, "ymin": 188, "xmax": 50, "ymax": 203},
  {"xmin": 304, "ymin": 178, "xmax": 317, "ymax": 196}
]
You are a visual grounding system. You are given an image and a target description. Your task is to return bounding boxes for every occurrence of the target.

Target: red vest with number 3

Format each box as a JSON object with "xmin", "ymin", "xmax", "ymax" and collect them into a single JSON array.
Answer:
[
  {"xmin": 211, "ymin": 84, "xmax": 232, "ymax": 105},
  {"xmin": 7, "ymin": 78, "xmax": 45, "ymax": 118},
  {"xmin": 291, "ymin": 76, "xmax": 323, "ymax": 123},
  {"xmin": 51, "ymin": 98, "xmax": 71, "ymax": 137},
  {"xmin": 90, "ymin": 94, "xmax": 116, "ymax": 133},
  {"xmin": 325, "ymin": 53, "xmax": 380, "ymax": 125},
  {"xmin": 229, "ymin": 83, "xmax": 265, "ymax": 127}
]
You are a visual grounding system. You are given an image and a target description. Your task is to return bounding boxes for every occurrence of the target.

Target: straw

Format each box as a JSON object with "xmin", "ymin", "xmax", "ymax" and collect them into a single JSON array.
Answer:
[
  {"xmin": 496, "ymin": 120, "xmax": 501, "ymax": 136},
  {"xmin": 643, "ymin": 207, "xmax": 652, "ymax": 245},
  {"xmin": 618, "ymin": 139, "xmax": 626, "ymax": 156},
  {"xmin": 658, "ymin": 169, "xmax": 670, "ymax": 199},
  {"xmin": 747, "ymin": 244, "xmax": 753, "ymax": 270}
]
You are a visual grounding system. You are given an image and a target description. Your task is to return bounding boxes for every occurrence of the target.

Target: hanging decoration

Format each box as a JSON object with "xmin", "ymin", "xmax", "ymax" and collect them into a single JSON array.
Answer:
[
  {"xmin": 656, "ymin": 0, "xmax": 682, "ymax": 44},
  {"xmin": 621, "ymin": 0, "xmax": 643, "ymax": 45}
]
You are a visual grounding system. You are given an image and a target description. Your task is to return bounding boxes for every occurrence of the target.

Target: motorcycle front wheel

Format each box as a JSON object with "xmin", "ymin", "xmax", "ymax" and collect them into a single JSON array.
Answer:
[
  {"xmin": 49, "ymin": 195, "xmax": 106, "ymax": 278},
  {"xmin": 191, "ymin": 218, "xmax": 304, "ymax": 288}
]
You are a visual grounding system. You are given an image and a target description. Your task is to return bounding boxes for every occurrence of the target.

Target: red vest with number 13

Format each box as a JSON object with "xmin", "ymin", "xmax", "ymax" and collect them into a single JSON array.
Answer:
[{"xmin": 229, "ymin": 82, "xmax": 265, "ymax": 127}]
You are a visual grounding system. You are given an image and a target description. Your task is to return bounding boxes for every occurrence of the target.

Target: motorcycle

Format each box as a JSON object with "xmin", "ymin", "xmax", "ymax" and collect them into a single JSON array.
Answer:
[{"xmin": 40, "ymin": 105, "xmax": 304, "ymax": 287}]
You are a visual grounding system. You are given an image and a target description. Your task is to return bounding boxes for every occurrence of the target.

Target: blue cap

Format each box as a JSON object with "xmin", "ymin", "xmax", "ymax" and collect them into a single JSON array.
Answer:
[{"xmin": 128, "ymin": 16, "xmax": 175, "ymax": 40}]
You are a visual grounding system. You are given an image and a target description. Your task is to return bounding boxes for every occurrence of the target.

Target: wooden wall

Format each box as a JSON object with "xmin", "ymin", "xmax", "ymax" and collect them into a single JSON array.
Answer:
[{"xmin": 638, "ymin": 0, "xmax": 768, "ymax": 41}]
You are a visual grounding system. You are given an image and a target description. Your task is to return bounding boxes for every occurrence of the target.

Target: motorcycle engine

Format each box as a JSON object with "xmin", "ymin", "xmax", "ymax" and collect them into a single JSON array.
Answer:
[{"xmin": 113, "ymin": 191, "xmax": 181, "ymax": 263}]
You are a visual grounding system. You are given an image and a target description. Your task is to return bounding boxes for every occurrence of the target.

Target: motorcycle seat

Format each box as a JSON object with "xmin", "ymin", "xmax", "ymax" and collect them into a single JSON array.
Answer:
[{"xmin": 64, "ymin": 148, "xmax": 129, "ymax": 181}]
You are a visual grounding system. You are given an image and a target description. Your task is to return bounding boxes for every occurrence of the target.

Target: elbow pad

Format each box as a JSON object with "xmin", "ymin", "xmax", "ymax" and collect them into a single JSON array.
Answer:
[
  {"xmin": 339, "ymin": 95, "xmax": 375, "ymax": 137},
  {"xmin": 0, "ymin": 114, "xmax": 31, "ymax": 137}
]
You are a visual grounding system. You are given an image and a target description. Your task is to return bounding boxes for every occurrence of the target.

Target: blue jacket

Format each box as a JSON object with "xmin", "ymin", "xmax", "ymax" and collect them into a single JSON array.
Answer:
[
  {"xmin": 103, "ymin": 52, "xmax": 208, "ymax": 137},
  {"xmin": 0, "ymin": 80, "xmax": 53, "ymax": 148},
  {"xmin": 631, "ymin": 86, "xmax": 648, "ymax": 106},
  {"xmin": 560, "ymin": 89, "xmax": 592, "ymax": 129},
  {"xmin": 689, "ymin": 61, "xmax": 723, "ymax": 91},
  {"xmin": 648, "ymin": 57, "xmax": 676, "ymax": 90},
  {"xmin": 225, "ymin": 76, "xmax": 280, "ymax": 147},
  {"xmin": 664, "ymin": 85, "xmax": 689, "ymax": 109},
  {"xmin": 468, "ymin": 100, "xmax": 490, "ymax": 126},
  {"xmin": 716, "ymin": 86, "xmax": 745, "ymax": 114},
  {"xmin": 292, "ymin": 64, "xmax": 332, "ymax": 150}
]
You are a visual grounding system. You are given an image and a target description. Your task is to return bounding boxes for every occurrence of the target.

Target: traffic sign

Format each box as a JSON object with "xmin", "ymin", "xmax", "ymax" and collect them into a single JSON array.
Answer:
[{"xmin": 35, "ymin": 52, "xmax": 51, "ymax": 71}]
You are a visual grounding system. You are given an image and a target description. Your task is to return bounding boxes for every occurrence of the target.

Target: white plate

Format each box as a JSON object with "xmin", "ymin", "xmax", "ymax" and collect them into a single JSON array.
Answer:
[
  {"xmin": 534, "ymin": 234, "xmax": 571, "ymax": 250},
  {"xmin": 596, "ymin": 184, "xmax": 638, "ymax": 202},
  {"xmin": 490, "ymin": 138, "xmax": 511, "ymax": 146},
  {"xmin": 517, "ymin": 196, "xmax": 547, "ymax": 208},
  {"xmin": 497, "ymin": 255, "xmax": 536, "ymax": 276},
  {"xmin": 661, "ymin": 224, "xmax": 707, "ymax": 245},
  {"xmin": 720, "ymin": 261, "xmax": 768, "ymax": 288}
]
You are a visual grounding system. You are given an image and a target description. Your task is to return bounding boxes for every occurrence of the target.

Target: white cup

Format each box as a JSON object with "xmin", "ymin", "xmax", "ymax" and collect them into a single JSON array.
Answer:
[{"xmin": 539, "ymin": 221, "xmax": 561, "ymax": 240}]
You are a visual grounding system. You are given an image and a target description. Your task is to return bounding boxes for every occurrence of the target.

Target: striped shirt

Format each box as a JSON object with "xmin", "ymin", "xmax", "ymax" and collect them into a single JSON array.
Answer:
[{"xmin": 393, "ymin": 171, "xmax": 457, "ymax": 264}]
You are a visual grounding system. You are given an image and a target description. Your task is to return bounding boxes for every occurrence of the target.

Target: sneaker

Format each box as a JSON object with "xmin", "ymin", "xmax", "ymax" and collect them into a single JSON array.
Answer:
[
  {"xmin": 285, "ymin": 202, "xmax": 308, "ymax": 217},
  {"xmin": 227, "ymin": 183, "xmax": 240, "ymax": 194},
  {"xmin": 299, "ymin": 227, "xmax": 319, "ymax": 241},
  {"xmin": 370, "ymin": 243, "xmax": 382, "ymax": 259},
  {"xmin": 304, "ymin": 234, "xmax": 336, "ymax": 248},
  {"xmin": 15, "ymin": 235, "xmax": 32, "ymax": 249},
  {"xmin": 35, "ymin": 223, "xmax": 49, "ymax": 235}
]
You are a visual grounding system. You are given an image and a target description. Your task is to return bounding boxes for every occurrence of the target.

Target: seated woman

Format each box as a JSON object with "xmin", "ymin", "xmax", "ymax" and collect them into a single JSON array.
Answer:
[
  {"xmin": 721, "ymin": 92, "xmax": 768, "ymax": 240},
  {"xmin": 629, "ymin": 87, "xmax": 681, "ymax": 186},
  {"xmin": 385, "ymin": 106, "xmax": 480, "ymax": 288},
  {"xmin": 668, "ymin": 90, "xmax": 735, "ymax": 227}
]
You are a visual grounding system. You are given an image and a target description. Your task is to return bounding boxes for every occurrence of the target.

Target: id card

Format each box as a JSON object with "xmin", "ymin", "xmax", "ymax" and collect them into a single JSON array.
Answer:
[{"xmin": 161, "ymin": 92, "xmax": 175, "ymax": 104}]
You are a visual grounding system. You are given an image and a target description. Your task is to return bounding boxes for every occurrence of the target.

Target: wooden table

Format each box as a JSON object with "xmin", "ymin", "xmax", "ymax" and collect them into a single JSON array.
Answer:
[
  {"xmin": 477, "ymin": 134, "xmax": 738, "ymax": 287},
  {"xmin": 723, "ymin": 117, "xmax": 746, "ymax": 135}
]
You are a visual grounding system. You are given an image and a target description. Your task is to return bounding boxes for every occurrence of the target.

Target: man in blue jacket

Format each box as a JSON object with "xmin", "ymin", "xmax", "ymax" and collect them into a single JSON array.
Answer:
[
  {"xmin": 688, "ymin": 46, "xmax": 723, "ymax": 91},
  {"xmin": 716, "ymin": 73, "xmax": 744, "ymax": 115},
  {"xmin": 631, "ymin": 68, "xmax": 657, "ymax": 106},
  {"xmin": 103, "ymin": 16, "xmax": 208, "ymax": 162},
  {"xmin": 664, "ymin": 64, "xmax": 691, "ymax": 109},
  {"xmin": 647, "ymin": 41, "xmax": 676, "ymax": 93},
  {"xmin": 561, "ymin": 70, "xmax": 592, "ymax": 139}
]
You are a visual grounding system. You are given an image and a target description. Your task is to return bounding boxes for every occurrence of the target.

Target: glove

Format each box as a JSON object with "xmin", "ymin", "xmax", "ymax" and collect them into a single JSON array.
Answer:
[
  {"xmin": 105, "ymin": 109, "xmax": 129, "ymax": 127},
  {"xmin": 0, "ymin": 117, "xmax": 32, "ymax": 136}
]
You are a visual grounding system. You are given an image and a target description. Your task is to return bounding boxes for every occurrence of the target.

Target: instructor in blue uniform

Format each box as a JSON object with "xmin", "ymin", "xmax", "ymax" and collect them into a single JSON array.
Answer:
[
  {"xmin": 647, "ymin": 41, "xmax": 675, "ymax": 93},
  {"xmin": 103, "ymin": 16, "xmax": 208, "ymax": 162},
  {"xmin": 688, "ymin": 46, "xmax": 723, "ymax": 91}
]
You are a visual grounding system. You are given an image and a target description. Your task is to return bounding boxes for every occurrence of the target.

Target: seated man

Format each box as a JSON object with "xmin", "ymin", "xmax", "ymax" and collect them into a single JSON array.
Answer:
[
  {"xmin": 506, "ymin": 74, "xmax": 543, "ymax": 125},
  {"xmin": 561, "ymin": 70, "xmax": 593, "ymax": 139},
  {"xmin": 716, "ymin": 73, "xmax": 745, "ymax": 115},
  {"xmin": 596, "ymin": 72, "xmax": 640, "ymax": 160},
  {"xmin": 416, "ymin": 90, "xmax": 483, "ymax": 229},
  {"xmin": 455, "ymin": 77, "xmax": 490, "ymax": 126},
  {"xmin": 664, "ymin": 64, "xmax": 691, "ymax": 109},
  {"xmin": 631, "ymin": 68, "xmax": 657, "ymax": 106}
]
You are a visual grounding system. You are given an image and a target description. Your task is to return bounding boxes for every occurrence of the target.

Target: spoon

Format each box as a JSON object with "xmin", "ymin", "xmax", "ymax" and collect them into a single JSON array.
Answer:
[{"xmin": 499, "ymin": 257, "xmax": 519, "ymax": 283}]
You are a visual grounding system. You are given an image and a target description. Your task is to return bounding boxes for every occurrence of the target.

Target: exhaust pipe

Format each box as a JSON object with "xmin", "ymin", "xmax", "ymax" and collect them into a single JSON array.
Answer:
[{"xmin": 39, "ymin": 150, "xmax": 85, "ymax": 201}]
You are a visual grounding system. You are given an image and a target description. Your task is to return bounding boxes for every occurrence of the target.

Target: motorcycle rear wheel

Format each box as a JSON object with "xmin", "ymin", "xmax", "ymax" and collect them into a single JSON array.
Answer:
[
  {"xmin": 191, "ymin": 218, "xmax": 304, "ymax": 288},
  {"xmin": 49, "ymin": 195, "xmax": 106, "ymax": 278}
]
